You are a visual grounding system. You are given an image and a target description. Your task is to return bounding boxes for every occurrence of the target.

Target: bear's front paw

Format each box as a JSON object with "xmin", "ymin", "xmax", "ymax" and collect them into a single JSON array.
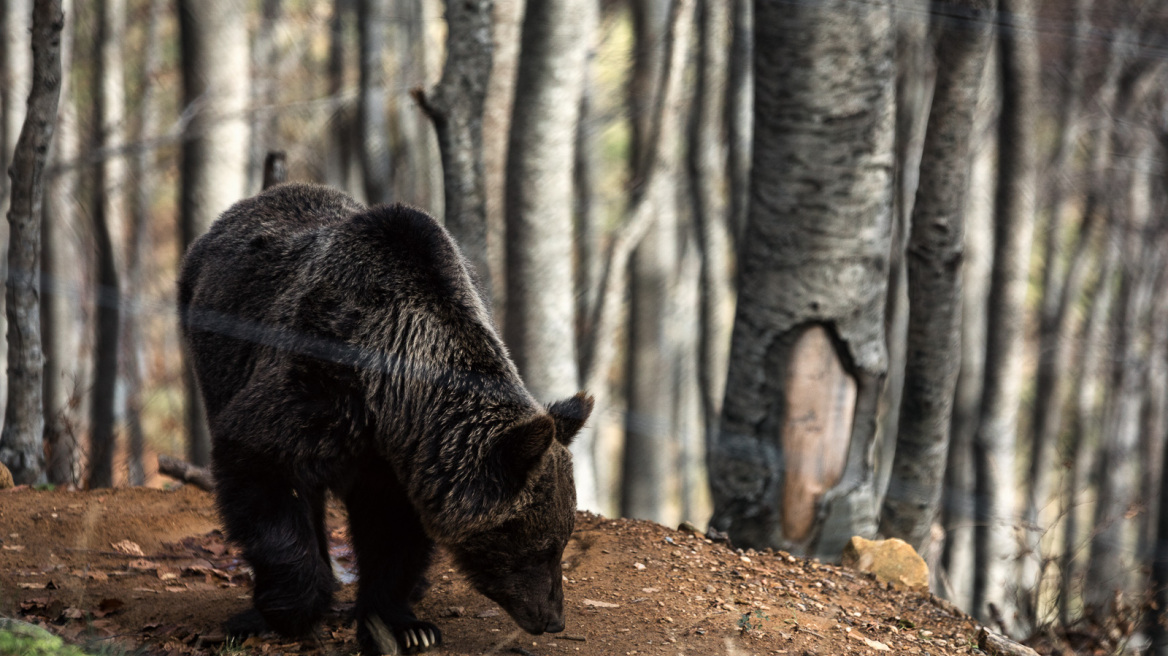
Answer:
[{"xmin": 362, "ymin": 615, "xmax": 442, "ymax": 655}]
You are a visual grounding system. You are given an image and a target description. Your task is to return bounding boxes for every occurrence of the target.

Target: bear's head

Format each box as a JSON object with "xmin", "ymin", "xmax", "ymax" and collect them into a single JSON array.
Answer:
[{"xmin": 450, "ymin": 392, "xmax": 593, "ymax": 635}]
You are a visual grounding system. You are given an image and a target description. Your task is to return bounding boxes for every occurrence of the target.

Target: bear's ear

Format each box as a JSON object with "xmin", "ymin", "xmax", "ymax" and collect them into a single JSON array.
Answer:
[
  {"xmin": 547, "ymin": 392, "xmax": 594, "ymax": 447},
  {"xmin": 499, "ymin": 413, "xmax": 556, "ymax": 482}
]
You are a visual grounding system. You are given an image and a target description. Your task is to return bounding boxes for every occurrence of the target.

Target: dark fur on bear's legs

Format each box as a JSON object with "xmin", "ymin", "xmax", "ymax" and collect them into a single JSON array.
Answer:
[
  {"xmin": 345, "ymin": 457, "xmax": 440, "ymax": 655},
  {"xmin": 215, "ymin": 459, "xmax": 335, "ymax": 638}
]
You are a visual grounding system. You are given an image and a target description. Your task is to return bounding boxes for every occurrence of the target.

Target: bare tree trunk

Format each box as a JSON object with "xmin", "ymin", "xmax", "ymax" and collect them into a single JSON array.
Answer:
[
  {"xmin": 178, "ymin": 0, "xmax": 250, "ymax": 467},
  {"xmin": 482, "ymin": 0, "xmax": 524, "ymax": 318},
  {"xmin": 415, "ymin": 0, "xmax": 494, "ymax": 301},
  {"xmin": 876, "ymin": 0, "xmax": 933, "ymax": 512},
  {"xmin": 687, "ymin": 0, "xmax": 733, "ymax": 451},
  {"xmin": 879, "ymin": 0, "xmax": 993, "ymax": 552},
  {"xmin": 42, "ymin": 0, "xmax": 79, "ymax": 488},
  {"xmin": 326, "ymin": 0, "xmax": 354, "ymax": 190},
  {"xmin": 87, "ymin": 0, "xmax": 128, "ymax": 490},
  {"xmin": 123, "ymin": 0, "xmax": 166, "ymax": 487},
  {"xmin": 1152, "ymin": 379, "xmax": 1168, "ymax": 654},
  {"xmin": 250, "ymin": 0, "xmax": 283, "ymax": 193},
  {"xmin": 940, "ymin": 37, "xmax": 997, "ymax": 607},
  {"xmin": 502, "ymin": 0, "xmax": 587, "ymax": 403},
  {"xmin": 971, "ymin": 0, "xmax": 1040, "ymax": 625},
  {"xmin": 621, "ymin": 0, "xmax": 683, "ymax": 525},
  {"xmin": 724, "ymin": 0, "xmax": 750, "ymax": 247},
  {"xmin": 357, "ymin": 0, "xmax": 391, "ymax": 205},
  {"xmin": 1060, "ymin": 220, "xmax": 1120, "ymax": 625},
  {"xmin": 708, "ymin": 0, "xmax": 895, "ymax": 559},
  {"xmin": 1, "ymin": 0, "xmax": 32, "ymax": 214},
  {"xmin": 0, "ymin": 0, "xmax": 61, "ymax": 486},
  {"xmin": 1085, "ymin": 129, "xmax": 1160, "ymax": 619}
]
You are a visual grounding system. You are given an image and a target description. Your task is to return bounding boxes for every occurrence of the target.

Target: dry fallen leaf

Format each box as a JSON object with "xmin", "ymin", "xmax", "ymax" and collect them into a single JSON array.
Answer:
[{"xmin": 111, "ymin": 540, "xmax": 145, "ymax": 556}]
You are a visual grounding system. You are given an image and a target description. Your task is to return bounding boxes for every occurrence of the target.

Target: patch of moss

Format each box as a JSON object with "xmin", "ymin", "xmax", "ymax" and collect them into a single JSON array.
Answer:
[{"xmin": 0, "ymin": 618, "xmax": 94, "ymax": 656}]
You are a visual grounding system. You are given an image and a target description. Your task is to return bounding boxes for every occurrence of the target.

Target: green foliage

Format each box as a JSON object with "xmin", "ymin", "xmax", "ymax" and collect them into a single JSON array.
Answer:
[
  {"xmin": 0, "ymin": 618, "xmax": 93, "ymax": 656},
  {"xmin": 737, "ymin": 609, "xmax": 768, "ymax": 634}
]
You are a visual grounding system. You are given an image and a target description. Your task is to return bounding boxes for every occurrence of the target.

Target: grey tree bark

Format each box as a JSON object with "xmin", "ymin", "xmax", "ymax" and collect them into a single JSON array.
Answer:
[
  {"xmin": 1, "ymin": 0, "xmax": 32, "ymax": 214},
  {"xmin": 941, "ymin": 42, "xmax": 997, "ymax": 607},
  {"xmin": 879, "ymin": 0, "xmax": 993, "ymax": 552},
  {"xmin": 482, "ymin": 0, "xmax": 524, "ymax": 317},
  {"xmin": 326, "ymin": 0, "xmax": 354, "ymax": 190},
  {"xmin": 178, "ymin": 0, "xmax": 250, "ymax": 467},
  {"xmin": 724, "ymin": 0, "xmax": 751, "ymax": 246},
  {"xmin": 415, "ymin": 0, "xmax": 494, "ymax": 302},
  {"xmin": 1085, "ymin": 120, "xmax": 1161, "ymax": 619},
  {"xmin": 708, "ymin": 0, "xmax": 895, "ymax": 559},
  {"xmin": 123, "ymin": 0, "xmax": 167, "ymax": 487},
  {"xmin": 502, "ymin": 0, "xmax": 587, "ymax": 402},
  {"xmin": 621, "ymin": 0, "xmax": 684, "ymax": 525},
  {"xmin": 250, "ymin": 0, "xmax": 283, "ymax": 192},
  {"xmin": 87, "ymin": 0, "xmax": 128, "ymax": 490},
  {"xmin": 971, "ymin": 0, "xmax": 1040, "ymax": 624},
  {"xmin": 0, "ymin": 0, "xmax": 62, "ymax": 486},
  {"xmin": 687, "ymin": 0, "xmax": 734, "ymax": 452},
  {"xmin": 42, "ymin": 0, "xmax": 80, "ymax": 487},
  {"xmin": 876, "ymin": 0, "xmax": 933, "ymax": 513},
  {"xmin": 357, "ymin": 0, "xmax": 391, "ymax": 205}
]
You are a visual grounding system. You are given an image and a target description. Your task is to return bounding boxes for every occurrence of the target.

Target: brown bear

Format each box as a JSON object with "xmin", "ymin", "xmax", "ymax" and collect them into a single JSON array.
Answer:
[{"xmin": 178, "ymin": 183, "xmax": 592, "ymax": 655}]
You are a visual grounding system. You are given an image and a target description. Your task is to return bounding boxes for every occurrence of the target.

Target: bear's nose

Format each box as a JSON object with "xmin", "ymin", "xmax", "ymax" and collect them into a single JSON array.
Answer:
[{"xmin": 544, "ymin": 616, "xmax": 565, "ymax": 633}]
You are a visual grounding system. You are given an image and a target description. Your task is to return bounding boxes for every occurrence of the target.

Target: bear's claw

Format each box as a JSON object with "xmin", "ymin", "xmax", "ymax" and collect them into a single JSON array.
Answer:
[{"xmin": 364, "ymin": 615, "xmax": 442, "ymax": 655}]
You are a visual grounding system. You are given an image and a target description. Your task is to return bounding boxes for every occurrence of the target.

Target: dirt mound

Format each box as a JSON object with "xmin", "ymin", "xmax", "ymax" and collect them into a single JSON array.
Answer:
[{"xmin": 1, "ymin": 486, "xmax": 986, "ymax": 655}]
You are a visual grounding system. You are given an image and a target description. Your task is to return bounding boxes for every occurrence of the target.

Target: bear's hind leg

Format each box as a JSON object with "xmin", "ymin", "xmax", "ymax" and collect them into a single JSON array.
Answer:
[
  {"xmin": 216, "ymin": 464, "xmax": 335, "ymax": 638},
  {"xmin": 344, "ymin": 460, "xmax": 439, "ymax": 655}
]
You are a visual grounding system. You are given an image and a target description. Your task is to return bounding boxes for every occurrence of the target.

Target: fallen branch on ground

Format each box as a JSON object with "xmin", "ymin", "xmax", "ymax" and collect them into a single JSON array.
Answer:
[{"xmin": 157, "ymin": 455, "xmax": 215, "ymax": 492}]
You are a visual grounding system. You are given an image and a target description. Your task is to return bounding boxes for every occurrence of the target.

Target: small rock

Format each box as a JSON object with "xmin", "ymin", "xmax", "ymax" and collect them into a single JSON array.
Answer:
[
  {"xmin": 475, "ymin": 608, "xmax": 501, "ymax": 618},
  {"xmin": 840, "ymin": 536, "xmax": 929, "ymax": 590},
  {"xmin": 633, "ymin": 562, "xmax": 646, "ymax": 571},
  {"xmin": 679, "ymin": 520, "xmax": 701, "ymax": 533},
  {"xmin": 440, "ymin": 606, "xmax": 465, "ymax": 618},
  {"xmin": 0, "ymin": 462, "xmax": 12, "ymax": 490}
]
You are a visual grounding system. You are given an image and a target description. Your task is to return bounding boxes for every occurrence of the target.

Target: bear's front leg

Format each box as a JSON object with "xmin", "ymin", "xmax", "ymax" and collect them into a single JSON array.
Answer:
[
  {"xmin": 215, "ymin": 457, "xmax": 335, "ymax": 638},
  {"xmin": 344, "ymin": 459, "xmax": 440, "ymax": 655}
]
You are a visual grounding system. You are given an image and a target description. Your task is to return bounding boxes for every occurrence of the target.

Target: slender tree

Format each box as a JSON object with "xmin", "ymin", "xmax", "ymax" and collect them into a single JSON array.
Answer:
[
  {"xmin": 0, "ymin": 0, "xmax": 63, "ymax": 485},
  {"xmin": 879, "ymin": 0, "xmax": 994, "ymax": 552},
  {"xmin": 415, "ymin": 0, "xmax": 495, "ymax": 300},
  {"xmin": 1, "ymin": 0, "xmax": 33, "ymax": 213},
  {"xmin": 356, "ymin": 0, "xmax": 391, "ymax": 205},
  {"xmin": 724, "ymin": 0, "xmax": 751, "ymax": 246},
  {"xmin": 87, "ymin": 0, "xmax": 128, "ymax": 489},
  {"xmin": 708, "ymin": 0, "xmax": 895, "ymax": 558},
  {"xmin": 178, "ymin": 0, "xmax": 250, "ymax": 466},
  {"xmin": 971, "ymin": 0, "xmax": 1040, "ymax": 623},
  {"xmin": 43, "ymin": 0, "xmax": 79, "ymax": 487},
  {"xmin": 502, "ymin": 0, "xmax": 588, "ymax": 405}
]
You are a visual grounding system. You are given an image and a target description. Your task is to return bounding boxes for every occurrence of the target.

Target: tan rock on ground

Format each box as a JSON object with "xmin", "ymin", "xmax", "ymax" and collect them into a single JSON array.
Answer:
[
  {"xmin": 0, "ymin": 461, "xmax": 13, "ymax": 489},
  {"xmin": 841, "ymin": 535, "xmax": 930, "ymax": 590}
]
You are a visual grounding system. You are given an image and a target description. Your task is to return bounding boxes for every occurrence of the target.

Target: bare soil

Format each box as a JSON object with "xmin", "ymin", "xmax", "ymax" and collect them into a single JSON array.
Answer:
[{"xmin": 1, "ymin": 485, "xmax": 990, "ymax": 655}]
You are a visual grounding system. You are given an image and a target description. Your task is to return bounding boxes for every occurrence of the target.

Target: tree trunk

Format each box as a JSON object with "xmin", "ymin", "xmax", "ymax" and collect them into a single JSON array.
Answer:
[
  {"xmin": 357, "ymin": 0, "xmax": 391, "ymax": 205},
  {"xmin": 42, "ymin": 0, "xmax": 79, "ymax": 487},
  {"xmin": 87, "ymin": 0, "xmax": 128, "ymax": 490},
  {"xmin": 621, "ymin": 0, "xmax": 684, "ymax": 525},
  {"xmin": 971, "ymin": 0, "xmax": 1040, "ymax": 625},
  {"xmin": 708, "ymin": 0, "xmax": 895, "ymax": 559},
  {"xmin": 1059, "ymin": 219, "xmax": 1120, "ymax": 626},
  {"xmin": 879, "ymin": 0, "xmax": 993, "ymax": 552},
  {"xmin": 687, "ymin": 0, "xmax": 734, "ymax": 452},
  {"xmin": 250, "ymin": 0, "xmax": 283, "ymax": 192},
  {"xmin": 1149, "ymin": 252, "xmax": 1168, "ymax": 650},
  {"xmin": 123, "ymin": 0, "xmax": 166, "ymax": 487},
  {"xmin": 724, "ymin": 0, "xmax": 751, "ymax": 247},
  {"xmin": 415, "ymin": 0, "xmax": 494, "ymax": 301},
  {"xmin": 1, "ymin": 0, "xmax": 32, "ymax": 213},
  {"xmin": 0, "ymin": 0, "xmax": 62, "ymax": 486},
  {"xmin": 178, "ymin": 0, "xmax": 250, "ymax": 467},
  {"xmin": 1085, "ymin": 131, "xmax": 1160, "ymax": 619},
  {"xmin": 326, "ymin": 0, "xmax": 353, "ymax": 190},
  {"xmin": 482, "ymin": 0, "xmax": 524, "ymax": 318},
  {"xmin": 876, "ymin": 0, "xmax": 933, "ymax": 513}
]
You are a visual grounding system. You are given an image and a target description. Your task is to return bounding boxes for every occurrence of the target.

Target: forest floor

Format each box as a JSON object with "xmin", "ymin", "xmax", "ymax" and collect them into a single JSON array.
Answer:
[{"xmin": 0, "ymin": 485, "xmax": 1062, "ymax": 656}]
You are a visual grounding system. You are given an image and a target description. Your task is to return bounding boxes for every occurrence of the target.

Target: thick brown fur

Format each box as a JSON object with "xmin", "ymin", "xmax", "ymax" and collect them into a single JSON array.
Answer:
[{"xmin": 178, "ymin": 183, "xmax": 593, "ymax": 655}]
